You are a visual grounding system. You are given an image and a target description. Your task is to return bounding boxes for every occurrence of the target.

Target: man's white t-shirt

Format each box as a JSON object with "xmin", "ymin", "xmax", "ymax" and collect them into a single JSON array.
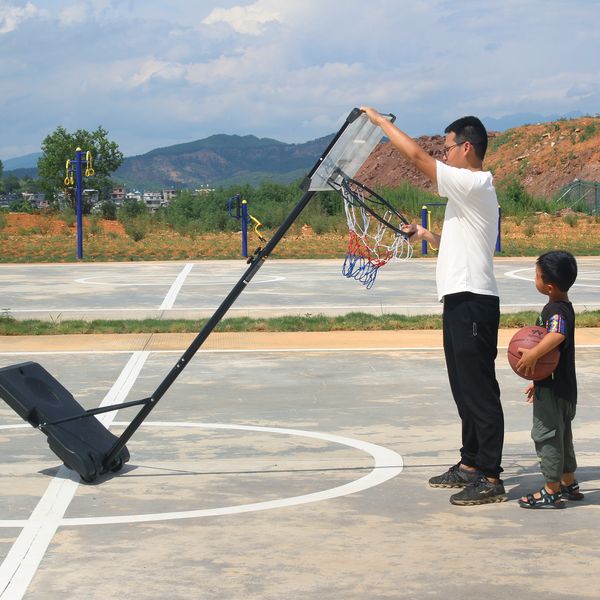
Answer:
[{"xmin": 435, "ymin": 160, "xmax": 499, "ymax": 302}]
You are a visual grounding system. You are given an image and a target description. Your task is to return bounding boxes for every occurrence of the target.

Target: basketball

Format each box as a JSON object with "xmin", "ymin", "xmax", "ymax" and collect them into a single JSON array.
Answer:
[{"xmin": 507, "ymin": 325, "xmax": 560, "ymax": 381}]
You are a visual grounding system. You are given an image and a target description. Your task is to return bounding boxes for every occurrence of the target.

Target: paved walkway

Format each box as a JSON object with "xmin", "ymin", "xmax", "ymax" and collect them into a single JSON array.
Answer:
[{"xmin": 1, "ymin": 327, "xmax": 600, "ymax": 352}]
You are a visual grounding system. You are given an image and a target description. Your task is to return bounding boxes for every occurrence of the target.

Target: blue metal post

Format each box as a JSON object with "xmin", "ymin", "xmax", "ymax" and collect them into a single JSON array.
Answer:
[
  {"xmin": 75, "ymin": 148, "xmax": 83, "ymax": 259},
  {"xmin": 496, "ymin": 206, "xmax": 502, "ymax": 253},
  {"xmin": 241, "ymin": 199, "xmax": 248, "ymax": 258},
  {"xmin": 421, "ymin": 206, "xmax": 428, "ymax": 255}
]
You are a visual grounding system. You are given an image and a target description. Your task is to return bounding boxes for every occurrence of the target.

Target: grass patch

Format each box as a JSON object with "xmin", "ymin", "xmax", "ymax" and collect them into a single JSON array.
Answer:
[{"xmin": 2, "ymin": 311, "xmax": 599, "ymax": 336}]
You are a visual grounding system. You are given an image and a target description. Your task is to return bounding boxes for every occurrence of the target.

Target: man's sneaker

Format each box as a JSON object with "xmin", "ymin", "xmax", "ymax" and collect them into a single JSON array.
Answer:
[
  {"xmin": 429, "ymin": 463, "xmax": 481, "ymax": 488},
  {"xmin": 449, "ymin": 476, "xmax": 508, "ymax": 505},
  {"xmin": 560, "ymin": 481, "xmax": 585, "ymax": 501}
]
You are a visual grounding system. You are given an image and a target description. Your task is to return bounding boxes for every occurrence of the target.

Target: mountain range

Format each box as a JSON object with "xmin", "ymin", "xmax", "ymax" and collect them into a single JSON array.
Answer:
[
  {"xmin": 1, "ymin": 110, "xmax": 589, "ymax": 189},
  {"xmin": 113, "ymin": 133, "xmax": 335, "ymax": 189}
]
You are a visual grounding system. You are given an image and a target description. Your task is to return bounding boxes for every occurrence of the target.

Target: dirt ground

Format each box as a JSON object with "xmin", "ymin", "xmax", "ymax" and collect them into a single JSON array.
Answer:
[
  {"xmin": 357, "ymin": 116, "xmax": 600, "ymax": 198},
  {"xmin": 1, "ymin": 210, "xmax": 599, "ymax": 262}
]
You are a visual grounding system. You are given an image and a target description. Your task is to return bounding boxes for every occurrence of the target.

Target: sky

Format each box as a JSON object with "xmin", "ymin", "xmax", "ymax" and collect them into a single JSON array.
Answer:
[{"xmin": 1, "ymin": 0, "xmax": 599, "ymax": 160}]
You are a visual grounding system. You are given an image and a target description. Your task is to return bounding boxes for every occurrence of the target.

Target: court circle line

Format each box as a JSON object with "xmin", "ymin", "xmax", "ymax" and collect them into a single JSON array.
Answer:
[
  {"xmin": 0, "ymin": 421, "xmax": 403, "ymax": 527},
  {"xmin": 74, "ymin": 275, "xmax": 285, "ymax": 286},
  {"xmin": 504, "ymin": 268, "xmax": 600, "ymax": 288}
]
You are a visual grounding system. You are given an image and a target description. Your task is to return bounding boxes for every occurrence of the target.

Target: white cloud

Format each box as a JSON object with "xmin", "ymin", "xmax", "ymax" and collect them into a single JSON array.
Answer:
[
  {"xmin": 202, "ymin": 0, "xmax": 282, "ymax": 35},
  {"xmin": 0, "ymin": 1, "xmax": 40, "ymax": 34},
  {"xmin": 127, "ymin": 58, "xmax": 187, "ymax": 88},
  {"xmin": 1, "ymin": 0, "xmax": 600, "ymax": 158},
  {"xmin": 57, "ymin": 2, "xmax": 86, "ymax": 26}
]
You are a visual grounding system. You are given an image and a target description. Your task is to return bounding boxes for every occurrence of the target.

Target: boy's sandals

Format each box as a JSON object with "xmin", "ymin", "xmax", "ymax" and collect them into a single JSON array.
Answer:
[
  {"xmin": 519, "ymin": 487, "xmax": 566, "ymax": 509},
  {"xmin": 560, "ymin": 481, "xmax": 585, "ymax": 501}
]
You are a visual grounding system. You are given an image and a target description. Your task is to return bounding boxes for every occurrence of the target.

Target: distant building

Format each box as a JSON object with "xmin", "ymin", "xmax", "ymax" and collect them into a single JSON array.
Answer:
[
  {"xmin": 162, "ymin": 189, "xmax": 176, "ymax": 203},
  {"xmin": 111, "ymin": 186, "xmax": 178, "ymax": 211},
  {"xmin": 111, "ymin": 186, "xmax": 126, "ymax": 204},
  {"xmin": 125, "ymin": 191, "xmax": 142, "ymax": 202},
  {"xmin": 143, "ymin": 191, "xmax": 164, "ymax": 211},
  {"xmin": 194, "ymin": 186, "xmax": 214, "ymax": 196},
  {"xmin": 21, "ymin": 192, "xmax": 47, "ymax": 209},
  {"xmin": 82, "ymin": 189, "xmax": 99, "ymax": 206}
]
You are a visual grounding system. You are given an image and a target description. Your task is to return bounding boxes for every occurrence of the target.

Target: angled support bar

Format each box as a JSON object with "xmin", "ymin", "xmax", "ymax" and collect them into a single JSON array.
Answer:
[{"xmin": 41, "ymin": 397, "xmax": 151, "ymax": 428}]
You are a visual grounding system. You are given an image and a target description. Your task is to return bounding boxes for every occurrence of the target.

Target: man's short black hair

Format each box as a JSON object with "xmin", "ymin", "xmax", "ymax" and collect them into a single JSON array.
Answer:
[
  {"xmin": 444, "ymin": 116, "xmax": 488, "ymax": 161},
  {"xmin": 537, "ymin": 250, "xmax": 578, "ymax": 292}
]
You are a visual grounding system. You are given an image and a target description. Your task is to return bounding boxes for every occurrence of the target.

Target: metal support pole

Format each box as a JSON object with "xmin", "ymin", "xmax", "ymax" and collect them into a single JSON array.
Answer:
[
  {"xmin": 103, "ymin": 190, "xmax": 317, "ymax": 470},
  {"xmin": 75, "ymin": 148, "xmax": 83, "ymax": 259},
  {"xmin": 496, "ymin": 206, "xmax": 502, "ymax": 253},
  {"xmin": 241, "ymin": 199, "xmax": 248, "ymax": 258},
  {"xmin": 421, "ymin": 206, "xmax": 428, "ymax": 255}
]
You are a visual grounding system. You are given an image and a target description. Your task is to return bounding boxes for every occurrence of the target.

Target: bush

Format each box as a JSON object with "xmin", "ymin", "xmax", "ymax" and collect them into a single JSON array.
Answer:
[
  {"xmin": 60, "ymin": 207, "xmax": 76, "ymax": 227},
  {"xmin": 99, "ymin": 200, "xmax": 117, "ymax": 220},
  {"xmin": 523, "ymin": 216, "xmax": 537, "ymax": 237},
  {"xmin": 118, "ymin": 198, "xmax": 147, "ymax": 222},
  {"xmin": 123, "ymin": 215, "xmax": 151, "ymax": 241},
  {"xmin": 9, "ymin": 198, "xmax": 34, "ymax": 213},
  {"xmin": 89, "ymin": 214, "xmax": 103, "ymax": 235},
  {"xmin": 496, "ymin": 177, "xmax": 548, "ymax": 216}
]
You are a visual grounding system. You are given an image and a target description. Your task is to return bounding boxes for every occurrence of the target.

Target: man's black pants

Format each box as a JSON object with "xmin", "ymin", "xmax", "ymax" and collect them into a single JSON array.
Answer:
[{"xmin": 443, "ymin": 292, "xmax": 504, "ymax": 479}]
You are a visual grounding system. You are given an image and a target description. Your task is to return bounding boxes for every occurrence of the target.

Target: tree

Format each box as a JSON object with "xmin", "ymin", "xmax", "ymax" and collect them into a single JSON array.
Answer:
[
  {"xmin": 99, "ymin": 200, "xmax": 117, "ymax": 220},
  {"xmin": 37, "ymin": 126, "xmax": 124, "ymax": 209},
  {"xmin": 3, "ymin": 174, "xmax": 21, "ymax": 194}
]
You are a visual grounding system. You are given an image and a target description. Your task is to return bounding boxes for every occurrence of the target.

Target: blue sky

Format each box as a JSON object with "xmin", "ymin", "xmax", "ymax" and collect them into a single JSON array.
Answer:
[{"xmin": 1, "ymin": 0, "xmax": 599, "ymax": 160}]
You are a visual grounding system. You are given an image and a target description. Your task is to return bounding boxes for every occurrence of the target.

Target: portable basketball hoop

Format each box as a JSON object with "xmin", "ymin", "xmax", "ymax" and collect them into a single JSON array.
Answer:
[
  {"xmin": 302, "ymin": 110, "xmax": 413, "ymax": 288},
  {"xmin": 0, "ymin": 108, "xmax": 407, "ymax": 482}
]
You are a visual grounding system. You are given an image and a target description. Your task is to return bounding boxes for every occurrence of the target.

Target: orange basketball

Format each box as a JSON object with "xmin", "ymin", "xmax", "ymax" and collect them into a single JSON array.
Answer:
[{"xmin": 507, "ymin": 325, "xmax": 560, "ymax": 381}]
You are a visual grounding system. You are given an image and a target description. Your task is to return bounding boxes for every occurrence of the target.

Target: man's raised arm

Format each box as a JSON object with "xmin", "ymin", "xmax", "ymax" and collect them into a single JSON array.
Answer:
[{"xmin": 361, "ymin": 106, "xmax": 437, "ymax": 184}]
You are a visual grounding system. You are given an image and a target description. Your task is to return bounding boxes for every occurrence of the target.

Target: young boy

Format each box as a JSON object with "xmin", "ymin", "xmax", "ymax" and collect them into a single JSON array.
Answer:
[{"xmin": 516, "ymin": 250, "xmax": 583, "ymax": 509}]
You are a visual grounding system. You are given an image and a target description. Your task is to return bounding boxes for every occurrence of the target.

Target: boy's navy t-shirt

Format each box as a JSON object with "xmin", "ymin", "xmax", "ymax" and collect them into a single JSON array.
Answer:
[{"xmin": 535, "ymin": 300, "xmax": 577, "ymax": 403}]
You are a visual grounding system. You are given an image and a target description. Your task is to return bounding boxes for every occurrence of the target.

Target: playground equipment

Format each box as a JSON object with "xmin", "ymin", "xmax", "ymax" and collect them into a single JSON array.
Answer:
[
  {"xmin": 228, "ymin": 193, "xmax": 266, "ymax": 257},
  {"xmin": 65, "ymin": 149, "xmax": 94, "ymax": 259}
]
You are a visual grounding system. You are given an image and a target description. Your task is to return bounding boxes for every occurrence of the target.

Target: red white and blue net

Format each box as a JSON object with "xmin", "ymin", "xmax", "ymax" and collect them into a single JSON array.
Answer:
[{"xmin": 331, "ymin": 175, "xmax": 413, "ymax": 289}]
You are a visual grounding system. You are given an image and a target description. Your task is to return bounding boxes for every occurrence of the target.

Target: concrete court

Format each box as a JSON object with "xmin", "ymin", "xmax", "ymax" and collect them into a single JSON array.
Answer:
[
  {"xmin": 1, "ymin": 256, "xmax": 600, "ymax": 321},
  {"xmin": 1, "ymin": 332, "xmax": 600, "ymax": 599}
]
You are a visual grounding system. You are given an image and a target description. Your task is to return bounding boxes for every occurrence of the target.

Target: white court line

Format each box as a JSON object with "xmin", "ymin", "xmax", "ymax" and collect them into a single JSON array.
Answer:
[
  {"xmin": 62, "ymin": 422, "xmax": 403, "ymax": 526},
  {"xmin": 74, "ymin": 274, "xmax": 284, "ymax": 287},
  {"xmin": 159, "ymin": 263, "xmax": 194, "ymax": 310},
  {"xmin": 0, "ymin": 422, "xmax": 403, "ymax": 528},
  {"xmin": 505, "ymin": 267, "xmax": 600, "ymax": 288},
  {"xmin": 0, "ymin": 351, "xmax": 149, "ymax": 600}
]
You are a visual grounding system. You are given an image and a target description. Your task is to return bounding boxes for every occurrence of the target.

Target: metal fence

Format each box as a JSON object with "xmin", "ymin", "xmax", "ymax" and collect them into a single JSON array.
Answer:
[{"xmin": 557, "ymin": 180, "xmax": 600, "ymax": 214}]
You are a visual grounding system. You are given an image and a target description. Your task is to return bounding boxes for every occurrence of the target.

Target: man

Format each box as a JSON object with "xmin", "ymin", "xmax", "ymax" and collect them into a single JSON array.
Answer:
[{"xmin": 361, "ymin": 107, "xmax": 506, "ymax": 505}]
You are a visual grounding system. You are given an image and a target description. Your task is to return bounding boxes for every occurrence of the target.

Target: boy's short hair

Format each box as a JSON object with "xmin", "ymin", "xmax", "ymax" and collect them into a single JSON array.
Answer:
[
  {"xmin": 537, "ymin": 250, "xmax": 578, "ymax": 292},
  {"xmin": 445, "ymin": 116, "xmax": 488, "ymax": 161}
]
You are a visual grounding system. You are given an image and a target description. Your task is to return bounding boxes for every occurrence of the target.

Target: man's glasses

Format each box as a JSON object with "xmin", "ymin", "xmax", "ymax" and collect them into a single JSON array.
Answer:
[{"xmin": 442, "ymin": 141, "xmax": 466, "ymax": 159}]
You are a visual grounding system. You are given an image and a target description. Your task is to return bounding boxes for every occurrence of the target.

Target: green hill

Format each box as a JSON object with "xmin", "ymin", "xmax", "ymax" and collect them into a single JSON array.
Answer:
[{"xmin": 114, "ymin": 133, "xmax": 334, "ymax": 189}]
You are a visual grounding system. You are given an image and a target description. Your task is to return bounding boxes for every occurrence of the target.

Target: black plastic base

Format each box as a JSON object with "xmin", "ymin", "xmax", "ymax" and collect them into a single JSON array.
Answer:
[{"xmin": 0, "ymin": 361, "xmax": 129, "ymax": 482}]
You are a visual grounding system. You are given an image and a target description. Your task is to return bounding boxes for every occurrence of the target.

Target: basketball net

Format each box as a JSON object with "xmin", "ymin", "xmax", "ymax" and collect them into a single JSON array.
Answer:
[{"xmin": 337, "ymin": 177, "xmax": 413, "ymax": 289}]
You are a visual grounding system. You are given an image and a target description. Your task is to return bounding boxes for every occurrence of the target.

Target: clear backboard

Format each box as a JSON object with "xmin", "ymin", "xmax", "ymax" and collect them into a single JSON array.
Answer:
[{"xmin": 301, "ymin": 108, "xmax": 395, "ymax": 192}]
